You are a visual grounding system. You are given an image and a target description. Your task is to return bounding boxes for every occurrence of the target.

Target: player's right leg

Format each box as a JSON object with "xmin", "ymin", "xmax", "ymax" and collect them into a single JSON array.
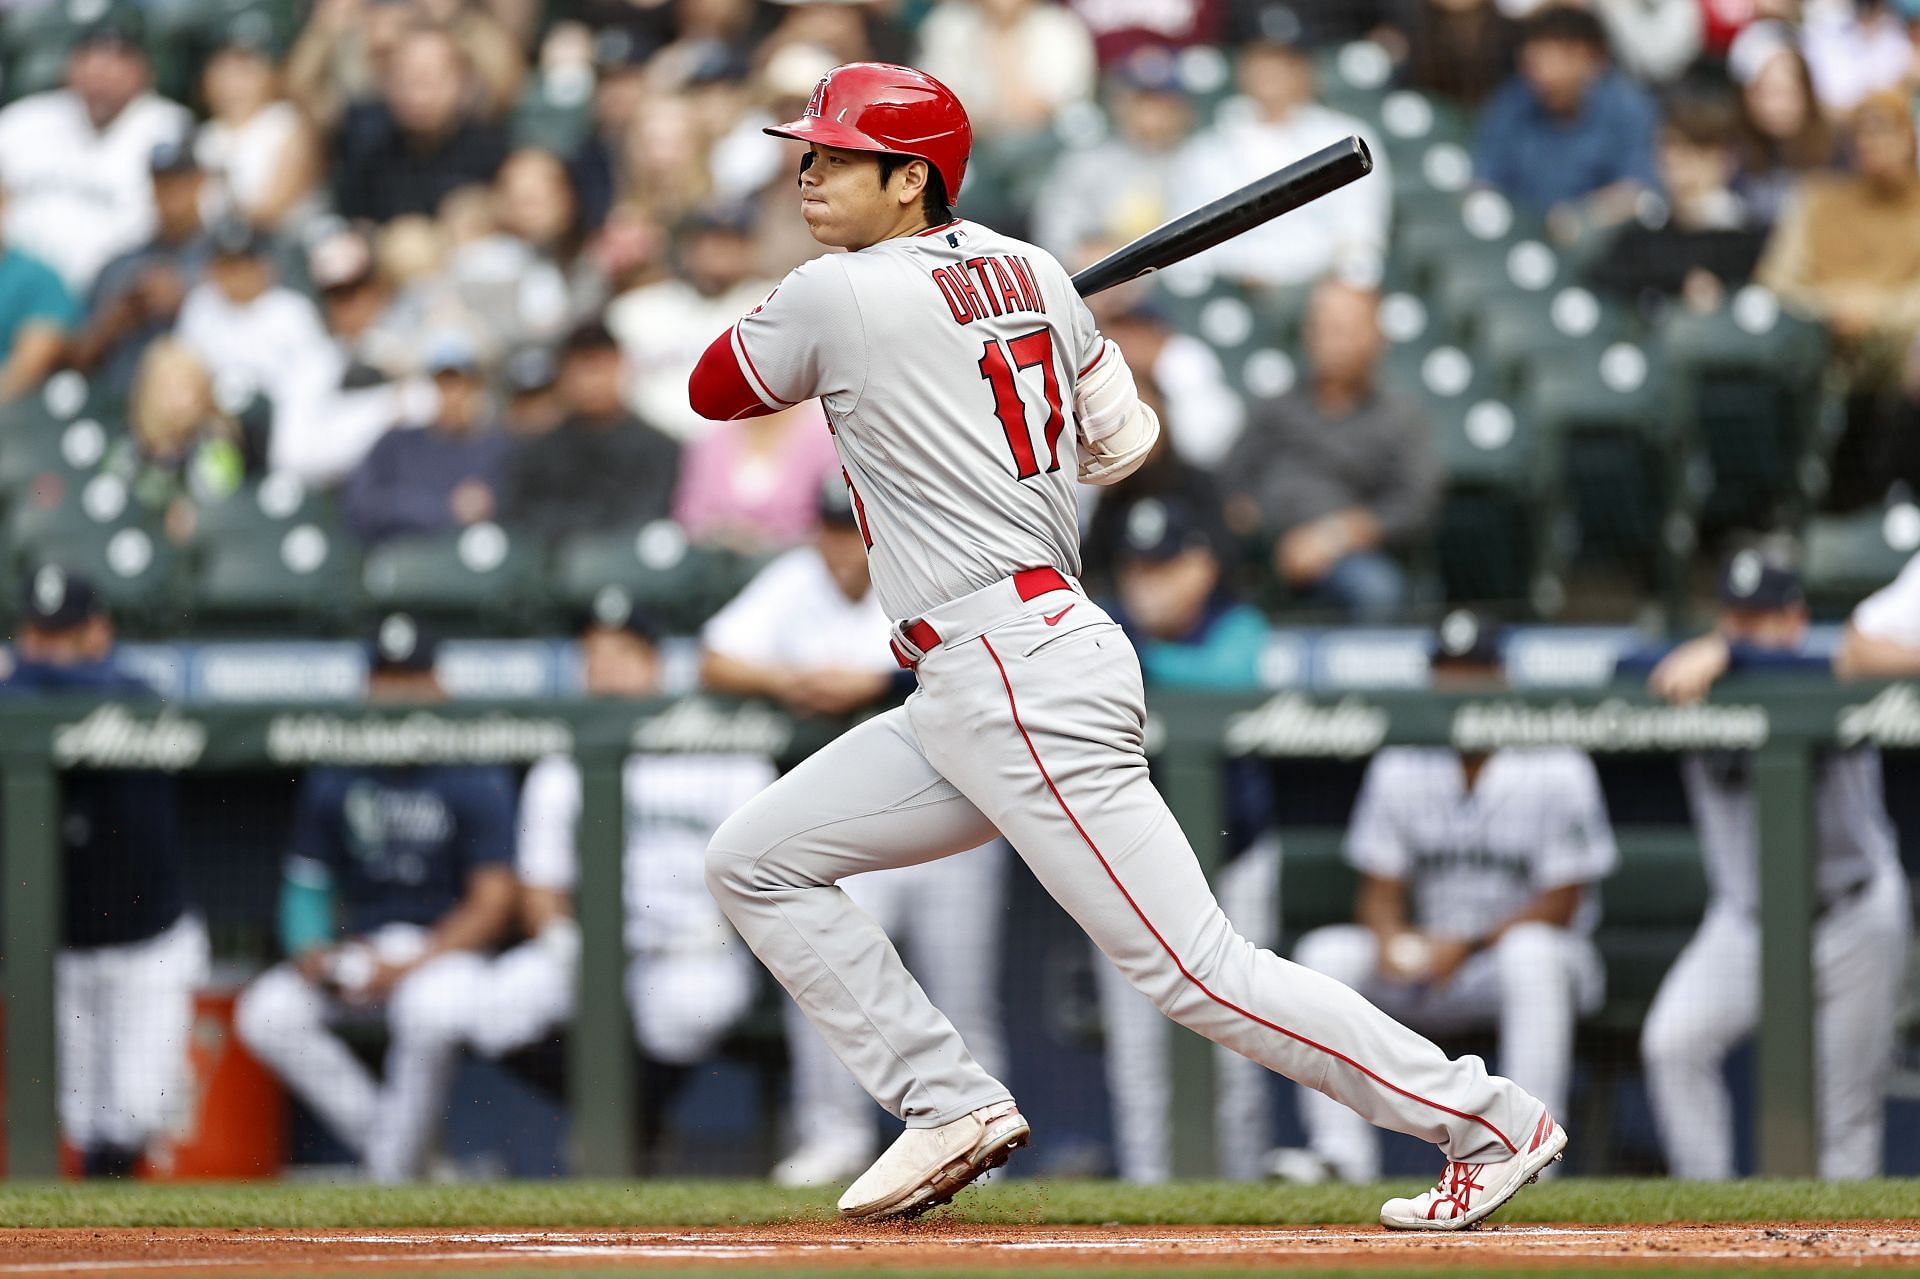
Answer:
[
  {"xmin": 704, "ymin": 706, "xmax": 1025, "ymax": 1217},
  {"xmin": 55, "ymin": 945, "xmax": 105, "ymax": 1163},
  {"xmin": 1640, "ymin": 908, "xmax": 1757, "ymax": 1179},
  {"xmin": 367, "ymin": 950, "xmax": 493, "ymax": 1181},
  {"xmin": 913, "ymin": 613, "xmax": 1559, "ymax": 1228},
  {"xmin": 1813, "ymin": 869, "xmax": 1911, "ymax": 1178},
  {"xmin": 1286, "ymin": 924, "xmax": 1388, "ymax": 1183},
  {"xmin": 98, "ymin": 915, "xmax": 209, "ymax": 1158},
  {"xmin": 233, "ymin": 963, "xmax": 380, "ymax": 1157}
]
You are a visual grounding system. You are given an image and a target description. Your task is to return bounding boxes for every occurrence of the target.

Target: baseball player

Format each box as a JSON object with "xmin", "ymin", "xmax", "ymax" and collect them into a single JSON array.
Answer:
[
  {"xmin": 1640, "ymin": 551, "xmax": 1912, "ymax": 1178},
  {"xmin": 687, "ymin": 62, "xmax": 1567, "ymax": 1228},
  {"xmin": 1280, "ymin": 613, "xmax": 1616, "ymax": 1185},
  {"xmin": 1, "ymin": 568, "xmax": 208, "ymax": 1177},
  {"xmin": 339, "ymin": 600, "xmax": 765, "ymax": 1179},
  {"xmin": 699, "ymin": 479, "xmax": 1009, "ymax": 1187},
  {"xmin": 233, "ymin": 617, "xmax": 519, "ymax": 1180}
]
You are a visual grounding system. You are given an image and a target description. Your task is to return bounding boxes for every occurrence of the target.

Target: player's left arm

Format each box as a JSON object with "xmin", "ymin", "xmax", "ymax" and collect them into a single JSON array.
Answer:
[{"xmin": 1072, "ymin": 332, "xmax": 1161, "ymax": 486}]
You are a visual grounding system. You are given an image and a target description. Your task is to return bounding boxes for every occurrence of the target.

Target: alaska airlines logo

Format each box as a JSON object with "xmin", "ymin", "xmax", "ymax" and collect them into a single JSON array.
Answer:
[
  {"xmin": 52, "ymin": 705, "xmax": 207, "ymax": 771},
  {"xmin": 1223, "ymin": 694, "xmax": 1389, "ymax": 758},
  {"xmin": 631, "ymin": 699, "xmax": 793, "ymax": 756},
  {"xmin": 1837, "ymin": 684, "xmax": 1920, "ymax": 748}
]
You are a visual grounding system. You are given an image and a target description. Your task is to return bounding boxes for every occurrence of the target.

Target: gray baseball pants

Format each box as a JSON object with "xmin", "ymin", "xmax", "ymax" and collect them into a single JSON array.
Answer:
[{"xmin": 705, "ymin": 573, "xmax": 1545, "ymax": 1164}]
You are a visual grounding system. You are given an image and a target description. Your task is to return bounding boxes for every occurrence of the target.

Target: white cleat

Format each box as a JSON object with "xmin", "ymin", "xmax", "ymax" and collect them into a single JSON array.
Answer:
[
  {"xmin": 772, "ymin": 1138, "xmax": 876, "ymax": 1188},
  {"xmin": 837, "ymin": 1101, "xmax": 1029, "ymax": 1220},
  {"xmin": 1379, "ymin": 1110, "xmax": 1566, "ymax": 1232}
]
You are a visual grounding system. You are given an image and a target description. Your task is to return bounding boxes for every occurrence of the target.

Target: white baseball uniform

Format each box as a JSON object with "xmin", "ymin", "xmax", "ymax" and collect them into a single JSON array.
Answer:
[
  {"xmin": 701, "ymin": 545, "xmax": 1009, "ymax": 1166},
  {"xmin": 1290, "ymin": 748, "xmax": 1615, "ymax": 1181},
  {"xmin": 701, "ymin": 218, "xmax": 1551, "ymax": 1167},
  {"xmin": 352, "ymin": 752, "xmax": 770, "ymax": 1181},
  {"xmin": 1642, "ymin": 575, "xmax": 1917, "ymax": 1179}
]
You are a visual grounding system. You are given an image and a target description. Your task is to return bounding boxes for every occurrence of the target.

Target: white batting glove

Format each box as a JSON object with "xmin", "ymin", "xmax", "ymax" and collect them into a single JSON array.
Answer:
[{"xmin": 1074, "ymin": 339, "xmax": 1159, "ymax": 485}]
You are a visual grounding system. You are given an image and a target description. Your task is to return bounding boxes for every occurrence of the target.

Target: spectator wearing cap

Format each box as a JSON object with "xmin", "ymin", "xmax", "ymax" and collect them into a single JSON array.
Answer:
[
  {"xmin": 344, "ymin": 332, "xmax": 515, "ymax": 544},
  {"xmin": 0, "ymin": 188, "xmax": 79, "ymax": 402},
  {"xmin": 1033, "ymin": 51, "xmax": 1194, "ymax": 264},
  {"xmin": 1094, "ymin": 496, "xmax": 1275, "ymax": 1181},
  {"xmin": 368, "ymin": 593, "xmax": 760, "ymax": 1176},
  {"xmin": 1171, "ymin": 34, "xmax": 1391, "ymax": 290},
  {"xmin": 608, "ymin": 202, "xmax": 772, "ymax": 441},
  {"xmin": 1728, "ymin": 20, "xmax": 1834, "ymax": 230},
  {"xmin": 1641, "ymin": 551, "xmax": 1910, "ymax": 1178},
  {"xmin": 104, "ymin": 338, "xmax": 247, "ymax": 544},
  {"xmin": 0, "ymin": 568, "xmax": 208, "ymax": 1178},
  {"xmin": 501, "ymin": 347, "xmax": 563, "ymax": 439},
  {"xmin": 70, "ymin": 142, "xmax": 209, "ymax": 396},
  {"xmin": 332, "ymin": 25, "xmax": 510, "ymax": 225},
  {"xmin": 1081, "ymin": 377, "xmax": 1235, "ymax": 594},
  {"xmin": 1584, "ymin": 95, "xmax": 1768, "ymax": 322},
  {"xmin": 176, "ymin": 217, "xmax": 336, "ymax": 440},
  {"xmin": 194, "ymin": 22, "xmax": 323, "ymax": 232},
  {"xmin": 672, "ymin": 387, "xmax": 839, "ymax": 552},
  {"xmin": 0, "ymin": 3, "xmax": 193, "ymax": 292},
  {"xmin": 1276, "ymin": 610, "xmax": 1616, "ymax": 1184},
  {"xmin": 1220, "ymin": 278, "xmax": 1441, "ymax": 622},
  {"xmin": 501, "ymin": 320, "xmax": 679, "ymax": 540},
  {"xmin": 698, "ymin": 477, "xmax": 1009, "ymax": 1188},
  {"xmin": 1473, "ymin": 6, "xmax": 1658, "ymax": 233},
  {"xmin": 234, "ymin": 615, "xmax": 519, "ymax": 1182},
  {"xmin": 264, "ymin": 226, "xmax": 428, "ymax": 487}
]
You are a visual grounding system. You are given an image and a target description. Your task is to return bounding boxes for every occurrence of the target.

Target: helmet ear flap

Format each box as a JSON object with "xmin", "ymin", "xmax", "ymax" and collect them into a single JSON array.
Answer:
[{"xmin": 797, "ymin": 150, "xmax": 816, "ymax": 183}]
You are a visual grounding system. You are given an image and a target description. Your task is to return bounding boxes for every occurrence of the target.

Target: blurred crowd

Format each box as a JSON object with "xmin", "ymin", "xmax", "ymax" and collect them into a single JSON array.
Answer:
[{"xmin": 2, "ymin": 0, "xmax": 1920, "ymax": 626}]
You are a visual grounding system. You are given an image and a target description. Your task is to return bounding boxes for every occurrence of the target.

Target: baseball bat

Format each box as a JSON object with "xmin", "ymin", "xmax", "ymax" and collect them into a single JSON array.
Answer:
[{"xmin": 1068, "ymin": 135, "xmax": 1373, "ymax": 299}]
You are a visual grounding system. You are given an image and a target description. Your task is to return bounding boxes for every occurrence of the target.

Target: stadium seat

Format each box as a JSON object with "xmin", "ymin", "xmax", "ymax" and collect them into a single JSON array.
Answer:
[
  {"xmin": 1429, "ymin": 237, "xmax": 1565, "ymax": 343},
  {"xmin": 1519, "ymin": 341, "xmax": 1695, "ymax": 603},
  {"xmin": 360, "ymin": 524, "xmax": 546, "ymax": 633},
  {"xmin": 1658, "ymin": 290, "xmax": 1829, "ymax": 534},
  {"xmin": 189, "ymin": 474, "xmax": 337, "ymax": 547},
  {"xmin": 1474, "ymin": 286, "xmax": 1637, "ymax": 393},
  {"xmin": 1802, "ymin": 504, "xmax": 1920, "ymax": 618},
  {"xmin": 21, "ymin": 522, "xmax": 185, "ymax": 633},
  {"xmin": 551, "ymin": 522, "xmax": 764, "ymax": 635},
  {"xmin": 192, "ymin": 521, "xmax": 361, "ymax": 634}
]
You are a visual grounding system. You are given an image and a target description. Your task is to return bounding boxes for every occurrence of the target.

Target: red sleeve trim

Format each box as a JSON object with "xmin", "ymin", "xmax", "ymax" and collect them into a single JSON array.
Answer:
[
  {"xmin": 688, "ymin": 328, "xmax": 782, "ymax": 421},
  {"xmin": 731, "ymin": 321, "xmax": 798, "ymax": 409},
  {"xmin": 1077, "ymin": 344, "xmax": 1108, "ymax": 380}
]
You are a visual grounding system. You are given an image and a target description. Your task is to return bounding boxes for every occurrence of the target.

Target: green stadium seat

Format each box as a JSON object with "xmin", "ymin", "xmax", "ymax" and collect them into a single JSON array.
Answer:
[
  {"xmin": 1314, "ymin": 40, "xmax": 1393, "ymax": 121},
  {"xmin": 360, "ymin": 524, "xmax": 546, "ymax": 632},
  {"xmin": 189, "ymin": 474, "xmax": 337, "ymax": 547},
  {"xmin": 20, "ymin": 522, "xmax": 185, "ymax": 632},
  {"xmin": 551, "ymin": 521, "xmax": 763, "ymax": 635},
  {"xmin": 1659, "ymin": 290, "xmax": 1829, "ymax": 534},
  {"xmin": 193, "ymin": 521, "xmax": 361, "ymax": 634},
  {"xmin": 1430, "ymin": 238, "xmax": 1565, "ymax": 342},
  {"xmin": 1519, "ymin": 341, "xmax": 1694, "ymax": 600},
  {"xmin": 1802, "ymin": 504, "xmax": 1920, "ymax": 618},
  {"xmin": 5, "ymin": 470, "xmax": 144, "ymax": 555},
  {"xmin": 1474, "ymin": 286, "xmax": 1636, "ymax": 392}
]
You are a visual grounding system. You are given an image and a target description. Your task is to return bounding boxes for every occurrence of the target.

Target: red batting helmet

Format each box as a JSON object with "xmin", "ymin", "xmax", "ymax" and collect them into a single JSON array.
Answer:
[{"xmin": 765, "ymin": 62, "xmax": 973, "ymax": 201}]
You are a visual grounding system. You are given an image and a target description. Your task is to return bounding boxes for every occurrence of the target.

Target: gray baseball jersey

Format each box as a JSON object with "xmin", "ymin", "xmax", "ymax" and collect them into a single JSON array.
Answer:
[
  {"xmin": 1347, "ymin": 748, "xmax": 1619, "ymax": 939},
  {"xmin": 1680, "ymin": 749, "xmax": 1901, "ymax": 914},
  {"xmin": 729, "ymin": 220, "xmax": 1102, "ymax": 620},
  {"xmin": 706, "ymin": 219, "xmax": 1554, "ymax": 1173}
]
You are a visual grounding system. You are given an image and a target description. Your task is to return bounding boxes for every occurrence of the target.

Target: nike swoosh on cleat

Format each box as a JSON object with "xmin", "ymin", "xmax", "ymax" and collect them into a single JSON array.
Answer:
[{"xmin": 1043, "ymin": 606, "xmax": 1075, "ymax": 626}]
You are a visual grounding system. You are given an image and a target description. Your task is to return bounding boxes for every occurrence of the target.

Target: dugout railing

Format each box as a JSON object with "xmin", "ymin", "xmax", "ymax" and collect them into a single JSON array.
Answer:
[{"xmin": 0, "ymin": 677, "xmax": 1899, "ymax": 1180}]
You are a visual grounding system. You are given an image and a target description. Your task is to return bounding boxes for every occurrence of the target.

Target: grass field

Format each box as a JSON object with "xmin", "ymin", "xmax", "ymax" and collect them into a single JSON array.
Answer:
[
  {"xmin": 2, "ymin": 1177, "xmax": 1917, "ymax": 1228},
  {"xmin": 4, "ymin": 1180, "xmax": 1918, "ymax": 1278}
]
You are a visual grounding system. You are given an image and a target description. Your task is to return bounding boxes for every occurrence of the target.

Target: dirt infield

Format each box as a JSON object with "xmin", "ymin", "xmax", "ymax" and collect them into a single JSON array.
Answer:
[{"xmin": 3, "ymin": 1220, "xmax": 1919, "ymax": 1275}]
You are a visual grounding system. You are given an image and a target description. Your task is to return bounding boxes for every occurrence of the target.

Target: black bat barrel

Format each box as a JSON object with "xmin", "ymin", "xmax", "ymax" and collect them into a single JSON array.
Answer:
[{"xmin": 1068, "ymin": 135, "xmax": 1374, "ymax": 299}]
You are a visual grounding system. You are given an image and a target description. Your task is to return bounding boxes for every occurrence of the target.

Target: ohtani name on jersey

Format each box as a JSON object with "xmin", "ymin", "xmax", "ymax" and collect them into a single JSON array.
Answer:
[{"xmin": 931, "ymin": 255, "xmax": 1047, "ymax": 325}]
